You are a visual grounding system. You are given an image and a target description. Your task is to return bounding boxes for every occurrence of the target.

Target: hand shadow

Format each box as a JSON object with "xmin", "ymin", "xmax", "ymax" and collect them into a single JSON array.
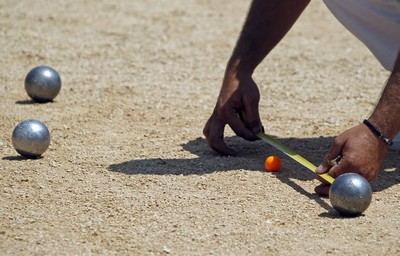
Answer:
[
  {"xmin": 372, "ymin": 150, "xmax": 400, "ymax": 192},
  {"xmin": 108, "ymin": 136, "xmax": 265, "ymax": 175},
  {"xmin": 108, "ymin": 135, "xmax": 400, "ymax": 217}
]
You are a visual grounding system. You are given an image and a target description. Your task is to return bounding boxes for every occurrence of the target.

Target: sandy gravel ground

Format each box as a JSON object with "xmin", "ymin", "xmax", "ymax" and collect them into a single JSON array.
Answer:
[{"xmin": 1, "ymin": 0, "xmax": 400, "ymax": 255}]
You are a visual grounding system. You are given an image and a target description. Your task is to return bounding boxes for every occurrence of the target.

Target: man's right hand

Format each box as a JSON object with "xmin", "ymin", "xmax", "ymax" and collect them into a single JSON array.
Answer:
[{"xmin": 203, "ymin": 69, "xmax": 262, "ymax": 155}]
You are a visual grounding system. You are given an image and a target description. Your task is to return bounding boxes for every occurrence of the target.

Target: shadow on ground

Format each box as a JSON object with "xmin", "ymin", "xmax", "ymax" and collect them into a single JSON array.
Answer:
[
  {"xmin": 109, "ymin": 137, "xmax": 400, "ymax": 219},
  {"xmin": 15, "ymin": 99, "xmax": 57, "ymax": 105},
  {"xmin": 2, "ymin": 155, "xmax": 37, "ymax": 161},
  {"xmin": 108, "ymin": 135, "xmax": 400, "ymax": 217},
  {"xmin": 108, "ymin": 135, "xmax": 331, "ymax": 177},
  {"xmin": 108, "ymin": 135, "xmax": 400, "ymax": 192},
  {"xmin": 108, "ymin": 135, "xmax": 332, "ymax": 212}
]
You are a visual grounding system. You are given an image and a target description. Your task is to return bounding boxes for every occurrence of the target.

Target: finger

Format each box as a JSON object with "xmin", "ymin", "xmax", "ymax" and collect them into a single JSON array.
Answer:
[
  {"xmin": 316, "ymin": 137, "xmax": 344, "ymax": 174},
  {"xmin": 327, "ymin": 157, "xmax": 355, "ymax": 179},
  {"xmin": 205, "ymin": 113, "xmax": 237, "ymax": 156},
  {"xmin": 315, "ymin": 173, "xmax": 330, "ymax": 184},
  {"xmin": 327, "ymin": 164, "xmax": 341, "ymax": 179},
  {"xmin": 242, "ymin": 92, "xmax": 262, "ymax": 133},
  {"xmin": 226, "ymin": 108, "xmax": 258, "ymax": 141},
  {"xmin": 314, "ymin": 183, "xmax": 330, "ymax": 197},
  {"xmin": 203, "ymin": 116, "xmax": 212, "ymax": 139}
]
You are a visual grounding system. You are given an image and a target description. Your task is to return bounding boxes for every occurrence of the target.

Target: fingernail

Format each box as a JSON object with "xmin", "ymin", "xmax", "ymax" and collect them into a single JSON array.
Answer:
[{"xmin": 316, "ymin": 165, "xmax": 324, "ymax": 174}]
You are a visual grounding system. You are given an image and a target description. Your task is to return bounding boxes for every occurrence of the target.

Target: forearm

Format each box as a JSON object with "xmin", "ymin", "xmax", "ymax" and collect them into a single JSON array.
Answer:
[
  {"xmin": 227, "ymin": 0, "xmax": 311, "ymax": 75},
  {"xmin": 368, "ymin": 52, "xmax": 400, "ymax": 140}
]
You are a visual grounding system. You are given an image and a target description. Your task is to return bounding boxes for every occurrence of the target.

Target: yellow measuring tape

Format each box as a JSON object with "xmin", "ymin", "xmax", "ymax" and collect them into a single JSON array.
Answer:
[{"xmin": 257, "ymin": 132, "xmax": 335, "ymax": 184}]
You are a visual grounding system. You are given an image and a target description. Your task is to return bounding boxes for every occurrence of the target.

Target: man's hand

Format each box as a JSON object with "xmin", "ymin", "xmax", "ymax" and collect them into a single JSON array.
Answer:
[
  {"xmin": 314, "ymin": 123, "xmax": 389, "ymax": 196},
  {"xmin": 202, "ymin": 0, "xmax": 310, "ymax": 155},
  {"xmin": 316, "ymin": 52, "xmax": 400, "ymax": 196},
  {"xmin": 203, "ymin": 69, "xmax": 261, "ymax": 155}
]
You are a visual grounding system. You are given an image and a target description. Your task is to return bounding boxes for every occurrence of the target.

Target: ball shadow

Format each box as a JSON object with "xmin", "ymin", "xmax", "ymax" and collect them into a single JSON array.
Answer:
[
  {"xmin": 15, "ymin": 99, "xmax": 56, "ymax": 105},
  {"xmin": 15, "ymin": 99, "xmax": 36, "ymax": 105},
  {"xmin": 2, "ymin": 155, "xmax": 43, "ymax": 161},
  {"xmin": 318, "ymin": 211, "xmax": 366, "ymax": 219}
]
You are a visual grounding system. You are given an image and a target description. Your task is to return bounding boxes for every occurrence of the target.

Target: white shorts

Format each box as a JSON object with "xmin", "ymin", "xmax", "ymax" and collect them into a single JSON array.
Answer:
[{"xmin": 323, "ymin": 0, "xmax": 400, "ymax": 71}]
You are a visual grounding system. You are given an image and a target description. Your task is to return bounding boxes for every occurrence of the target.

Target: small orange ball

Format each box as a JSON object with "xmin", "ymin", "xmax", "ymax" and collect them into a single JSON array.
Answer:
[{"xmin": 264, "ymin": 155, "xmax": 282, "ymax": 172}]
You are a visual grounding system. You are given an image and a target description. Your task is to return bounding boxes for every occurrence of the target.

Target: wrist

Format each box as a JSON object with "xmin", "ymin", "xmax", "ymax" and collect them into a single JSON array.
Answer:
[
  {"xmin": 363, "ymin": 119, "xmax": 393, "ymax": 146},
  {"xmin": 367, "ymin": 53, "xmax": 400, "ymax": 139},
  {"xmin": 368, "ymin": 111, "xmax": 400, "ymax": 141},
  {"xmin": 226, "ymin": 57, "xmax": 256, "ymax": 77}
]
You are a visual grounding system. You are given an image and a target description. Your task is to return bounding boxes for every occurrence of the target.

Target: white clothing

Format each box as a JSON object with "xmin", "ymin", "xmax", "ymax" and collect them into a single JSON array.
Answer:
[{"xmin": 323, "ymin": 0, "xmax": 400, "ymax": 71}]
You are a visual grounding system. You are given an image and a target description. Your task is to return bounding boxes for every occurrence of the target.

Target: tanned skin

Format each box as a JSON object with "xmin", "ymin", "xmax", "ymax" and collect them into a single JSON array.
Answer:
[
  {"xmin": 203, "ymin": 0, "xmax": 311, "ymax": 155},
  {"xmin": 315, "ymin": 53, "xmax": 400, "ymax": 195},
  {"xmin": 203, "ymin": 0, "xmax": 400, "ymax": 196}
]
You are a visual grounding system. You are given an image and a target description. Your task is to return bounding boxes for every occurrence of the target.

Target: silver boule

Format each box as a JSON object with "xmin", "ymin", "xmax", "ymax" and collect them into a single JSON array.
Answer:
[
  {"xmin": 329, "ymin": 173, "xmax": 372, "ymax": 217},
  {"xmin": 25, "ymin": 66, "xmax": 61, "ymax": 103},
  {"xmin": 12, "ymin": 119, "xmax": 51, "ymax": 158}
]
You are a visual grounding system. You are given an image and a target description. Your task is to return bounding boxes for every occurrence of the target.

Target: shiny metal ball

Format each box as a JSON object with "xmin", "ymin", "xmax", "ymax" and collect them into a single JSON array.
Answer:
[
  {"xmin": 12, "ymin": 119, "xmax": 51, "ymax": 158},
  {"xmin": 329, "ymin": 173, "xmax": 372, "ymax": 217},
  {"xmin": 25, "ymin": 66, "xmax": 61, "ymax": 103}
]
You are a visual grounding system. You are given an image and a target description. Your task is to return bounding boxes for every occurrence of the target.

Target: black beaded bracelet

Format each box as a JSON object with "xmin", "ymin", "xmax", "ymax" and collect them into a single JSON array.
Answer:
[{"xmin": 363, "ymin": 119, "xmax": 393, "ymax": 146}]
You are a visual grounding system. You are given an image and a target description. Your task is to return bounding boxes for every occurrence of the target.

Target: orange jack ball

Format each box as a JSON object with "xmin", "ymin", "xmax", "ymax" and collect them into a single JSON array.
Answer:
[{"xmin": 264, "ymin": 155, "xmax": 282, "ymax": 172}]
